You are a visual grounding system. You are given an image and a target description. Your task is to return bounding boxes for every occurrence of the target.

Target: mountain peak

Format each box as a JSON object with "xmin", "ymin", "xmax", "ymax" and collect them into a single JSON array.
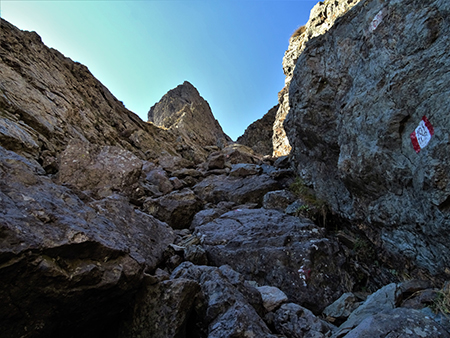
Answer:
[{"xmin": 148, "ymin": 82, "xmax": 231, "ymax": 147}]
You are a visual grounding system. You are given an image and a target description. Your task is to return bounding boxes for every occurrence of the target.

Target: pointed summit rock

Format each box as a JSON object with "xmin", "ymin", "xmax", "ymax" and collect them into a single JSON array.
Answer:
[{"xmin": 148, "ymin": 81, "xmax": 231, "ymax": 149}]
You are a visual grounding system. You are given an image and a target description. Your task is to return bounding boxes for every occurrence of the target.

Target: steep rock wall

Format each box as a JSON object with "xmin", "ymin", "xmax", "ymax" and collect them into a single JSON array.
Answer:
[
  {"xmin": 273, "ymin": 0, "xmax": 361, "ymax": 157},
  {"xmin": 0, "ymin": 20, "xmax": 180, "ymax": 165},
  {"xmin": 285, "ymin": 0, "xmax": 450, "ymax": 275},
  {"xmin": 0, "ymin": 19, "xmax": 181, "ymax": 336}
]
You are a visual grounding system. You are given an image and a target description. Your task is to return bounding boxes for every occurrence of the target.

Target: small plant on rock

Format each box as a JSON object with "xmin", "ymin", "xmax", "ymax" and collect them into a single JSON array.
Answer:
[
  {"xmin": 291, "ymin": 25, "xmax": 306, "ymax": 38},
  {"xmin": 289, "ymin": 177, "xmax": 328, "ymax": 226},
  {"xmin": 432, "ymin": 282, "xmax": 450, "ymax": 315}
]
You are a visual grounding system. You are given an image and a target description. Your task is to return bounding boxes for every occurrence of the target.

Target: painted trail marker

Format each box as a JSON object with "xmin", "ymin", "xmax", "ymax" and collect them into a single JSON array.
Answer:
[
  {"xmin": 410, "ymin": 116, "xmax": 434, "ymax": 153},
  {"xmin": 369, "ymin": 9, "xmax": 385, "ymax": 32}
]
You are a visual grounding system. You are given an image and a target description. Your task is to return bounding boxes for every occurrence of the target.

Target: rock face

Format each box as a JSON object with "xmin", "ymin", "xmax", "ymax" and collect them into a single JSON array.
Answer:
[
  {"xmin": 284, "ymin": 0, "xmax": 450, "ymax": 275},
  {"xmin": 0, "ymin": 146, "xmax": 175, "ymax": 337},
  {"xmin": 272, "ymin": 303, "xmax": 336, "ymax": 338},
  {"xmin": 0, "ymin": 19, "xmax": 181, "ymax": 337},
  {"xmin": 0, "ymin": 18, "xmax": 331, "ymax": 336},
  {"xmin": 148, "ymin": 81, "xmax": 232, "ymax": 153},
  {"xmin": 273, "ymin": 0, "xmax": 361, "ymax": 157},
  {"xmin": 171, "ymin": 263, "xmax": 277, "ymax": 338},
  {"xmin": 342, "ymin": 308, "xmax": 450, "ymax": 338},
  {"xmin": 193, "ymin": 208, "xmax": 352, "ymax": 313},
  {"xmin": 3, "ymin": 4, "xmax": 450, "ymax": 337},
  {"xmin": 193, "ymin": 174, "xmax": 280, "ymax": 207},
  {"xmin": 143, "ymin": 188, "xmax": 202, "ymax": 229},
  {"xmin": 0, "ymin": 21, "xmax": 180, "ymax": 164},
  {"xmin": 58, "ymin": 140, "xmax": 143, "ymax": 200},
  {"xmin": 237, "ymin": 104, "xmax": 278, "ymax": 156},
  {"xmin": 119, "ymin": 278, "xmax": 201, "ymax": 338}
]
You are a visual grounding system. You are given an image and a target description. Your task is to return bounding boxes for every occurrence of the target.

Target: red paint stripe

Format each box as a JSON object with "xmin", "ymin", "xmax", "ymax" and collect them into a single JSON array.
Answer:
[
  {"xmin": 410, "ymin": 131, "xmax": 421, "ymax": 153},
  {"xmin": 422, "ymin": 116, "xmax": 434, "ymax": 136}
]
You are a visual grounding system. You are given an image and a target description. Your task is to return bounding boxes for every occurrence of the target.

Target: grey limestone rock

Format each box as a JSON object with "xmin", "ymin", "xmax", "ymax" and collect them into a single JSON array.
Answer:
[
  {"xmin": 0, "ymin": 147, "xmax": 175, "ymax": 337},
  {"xmin": 58, "ymin": 140, "xmax": 143, "ymax": 199},
  {"xmin": 273, "ymin": 0, "xmax": 361, "ymax": 157},
  {"xmin": 222, "ymin": 143, "xmax": 263, "ymax": 164},
  {"xmin": 119, "ymin": 278, "xmax": 201, "ymax": 338},
  {"xmin": 0, "ymin": 19, "xmax": 181, "ymax": 164},
  {"xmin": 284, "ymin": 0, "xmax": 450, "ymax": 275},
  {"xmin": 205, "ymin": 152, "xmax": 227, "ymax": 170},
  {"xmin": 190, "ymin": 207, "xmax": 230, "ymax": 230},
  {"xmin": 263, "ymin": 189, "xmax": 297, "ymax": 211},
  {"xmin": 335, "ymin": 283, "xmax": 399, "ymax": 336},
  {"xmin": 171, "ymin": 262, "xmax": 276, "ymax": 338},
  {"xmin": 143, "ymin": 188, "xmax": 202, "ymax": 229},
  {"xmin": 194, "ymin": 208, "xmax": 352, "ymax": 313},
  {"xmin": 342, "ymin": 307, "xmax": 450, "ymax": 338},
  {"xmin": 323, "ymin": 293, "xmax": 361, "ymax": 324},
  {"xmin": 193, "ymin": 174, "xmax": 280, "ymax": 207},
  {"xmin": 237, "ymin": 104, "xmax": 278, "ymax": 156},
  {"xmin": 184, "ymin": 245, "xmax": 208, "ymax": 265},
  {"xmin": 257, "ymin": 285, "xmax": 289, "ymax": 312},
  {"xmin": 272, "ymin": 303, "xmax": 337, "ymax": 338},
  {"xmin": 230, "ymin": 163, "xmax": 262, "ymax": 177},
  {"xmin": 145, "ymin": 167, "xmax": 174, "ymax": 194},
  {"xmin": 148, "ymin": 81, "xmax": 231, "ymax": 152}
]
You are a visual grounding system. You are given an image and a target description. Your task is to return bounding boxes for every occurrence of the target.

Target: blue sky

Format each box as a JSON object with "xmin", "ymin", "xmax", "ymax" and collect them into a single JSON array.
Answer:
[{"xmin": 2, "ymin": 0, "xmax": 317, "ymax": 140}]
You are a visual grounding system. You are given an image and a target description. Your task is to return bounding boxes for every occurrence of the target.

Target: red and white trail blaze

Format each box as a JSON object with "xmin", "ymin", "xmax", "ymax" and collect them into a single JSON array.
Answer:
[{"xmin": 410, "ymin": 116, "xmax": 434, "ymax": 153}]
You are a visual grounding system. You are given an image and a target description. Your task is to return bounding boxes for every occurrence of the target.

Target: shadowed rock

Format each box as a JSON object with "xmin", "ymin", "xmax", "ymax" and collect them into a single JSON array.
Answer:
[
  {"xmin": 237, "ymin": 104, "xmax": 278, "ymax": 156},
  {"xmin": 0, "ymin": 147, "xmax": 174, "ymax": 337},
  {"xmin": 171, "ymin": 262, "xmax": 276, "ymax": 338},
  {"xmin": 194, "ymin": 208, "xmax": 352, "ymax": 313},
  {"xmin": 193, "ymin": 174, "xmax": 280, "ymax": 207}
]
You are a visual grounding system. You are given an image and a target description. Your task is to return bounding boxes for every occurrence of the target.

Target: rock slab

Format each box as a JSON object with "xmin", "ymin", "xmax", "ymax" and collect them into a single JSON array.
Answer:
[{"xmin": 194, "ymin": 208, "xmax": 352, "ymax": 313}]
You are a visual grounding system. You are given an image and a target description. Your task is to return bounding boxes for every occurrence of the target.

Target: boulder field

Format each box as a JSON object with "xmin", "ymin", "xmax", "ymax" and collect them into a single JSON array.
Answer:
[{"xmin": 1, "ymin": 0, "xmax": 450, "ymax": 336}]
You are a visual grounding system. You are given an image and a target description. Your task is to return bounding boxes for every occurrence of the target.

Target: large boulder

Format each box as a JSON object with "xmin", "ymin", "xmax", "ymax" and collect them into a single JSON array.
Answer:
[
  {"xmin": 257, "ymin": 286, "xmax": 288, "ymax": 312},
  {"xmin": 263, "ymin": 190, "xmax": 297, "ymax": 211},
  {"xmin": 143, "ymin": 188, "xmax": 202, "ymax": 229},
  {"xmin": 222, "ymin": 143, "xmax": 263, "ymax": 164},
  {"xmin": 272, "ymin": 303, "xmax": 336, "ymax": 338},
  {"xmin": 284, "ymin": 0, "xmax": 450, "ymax": 275},
  {"xmin": 323, "ymin": 292, "xmax": 361, "ymax": 325},
  {"xmin": 341, "ymin": 308, "xmax": 450, "ymax": 338},
  {"xmin": 171, "ymin": 263, "xmax": 277, "ymax": 338},
  {"xmin": 336, "ymin": 283, "xmax": 399, "ymax": 336},
  {"xmin": 0, "ymin": 147, "xmax": 175, "ymax": 337},
  {"xmin": 194, "ymin": 208, "xmax": 352, "ymax": 313},
  {"xmin": 230, "ymin": 163, "xmax": 262, "ymax": 177},
  {"xmin": 144, "ymin": 167, "xmax": 174, "ymax": 195},
  {"xmin": 190, "ymin": 205, "xmax": 231, "ymax": 230},
  {"xmin": 58, "ymin": 140, "xmax": 143, "ymax": 199},
  {"xmin": 119, "ymin": 278, "xmax": 201, "ymax": 338},
  {"xmin": 193, "ymin": 174, "xmax": 280, "ymax": 207}
]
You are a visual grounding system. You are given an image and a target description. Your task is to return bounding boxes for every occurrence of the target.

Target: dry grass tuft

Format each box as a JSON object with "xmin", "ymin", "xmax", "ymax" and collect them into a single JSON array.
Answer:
[
  {"xmin": 289, "ymin": 177, "xmax": 328, "ymax": 226},
  {"xmin": 432, "ymin": 282, "xmax": 450, "ymax": 315},
  {"xmin": 291, "ymin": 25, "xmax": 306, "ymax": 38}
]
